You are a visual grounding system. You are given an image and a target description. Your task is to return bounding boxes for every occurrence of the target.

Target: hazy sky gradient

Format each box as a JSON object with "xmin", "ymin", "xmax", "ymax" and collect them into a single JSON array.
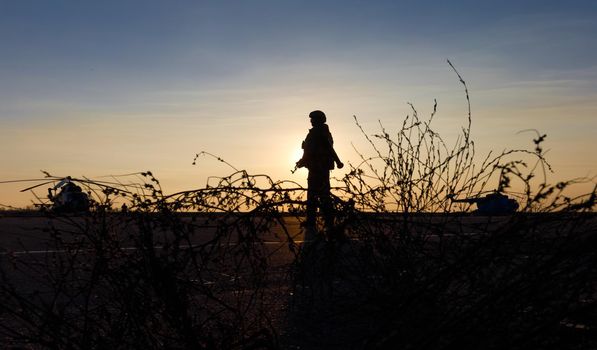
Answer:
[{"xmin": 1, "ymin": 0, "xmax": 596, "ymax": 206}]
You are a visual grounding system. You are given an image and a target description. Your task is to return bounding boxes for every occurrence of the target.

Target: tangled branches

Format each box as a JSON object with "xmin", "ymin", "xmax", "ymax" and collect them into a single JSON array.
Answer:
[
  {"xmin": 0, "ymin": 171, "xmax": 310, "ymax": 349},
  {"xmin": 341, "ymin": 61, "xmax": 595, "ymax": 214}
]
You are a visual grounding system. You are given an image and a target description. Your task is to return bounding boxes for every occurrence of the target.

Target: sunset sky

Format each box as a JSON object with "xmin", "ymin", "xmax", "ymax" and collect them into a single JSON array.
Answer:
[{"xmin": 1, "ymin": 0, "xmax": 596, "ymax": 207}]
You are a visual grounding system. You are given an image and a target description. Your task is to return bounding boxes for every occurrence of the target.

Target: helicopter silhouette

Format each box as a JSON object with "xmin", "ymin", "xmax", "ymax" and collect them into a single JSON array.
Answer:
[
  {"xmin": 47, "ymin": 178, "xmax": 90, "ymax": 213},
  {"xmin": 3, "ymin": 173, "xmax": 136, "ymax": 213},
  {"xmin": 14, "ymin": 176, "xmax": 90, "ymax": 213},
  {"xmin": 448, "ymin": 191, "xmax": 519, "ymax": 215}
]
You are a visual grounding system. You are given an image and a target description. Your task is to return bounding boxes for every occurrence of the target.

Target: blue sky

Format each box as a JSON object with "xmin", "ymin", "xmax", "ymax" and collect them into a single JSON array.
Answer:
[{"xmin": 1, "ymin": 0, "xmax": 596, "ymax": 206}]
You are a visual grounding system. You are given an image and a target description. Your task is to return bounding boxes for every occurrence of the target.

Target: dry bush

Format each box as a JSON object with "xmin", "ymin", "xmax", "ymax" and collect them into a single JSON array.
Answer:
[
  {"xmin": 0, "ymin": 172, "xmax": 299, "ymax": 349},
  {"xmin": 287, "ymin": 61, "xmax": 597, "ymax": 349}
]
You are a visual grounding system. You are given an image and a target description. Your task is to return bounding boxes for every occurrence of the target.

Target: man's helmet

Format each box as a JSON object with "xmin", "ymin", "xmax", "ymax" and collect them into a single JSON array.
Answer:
[{"xmin": 309, "ymin": 110, "xmax": 326, "ymax": 124}]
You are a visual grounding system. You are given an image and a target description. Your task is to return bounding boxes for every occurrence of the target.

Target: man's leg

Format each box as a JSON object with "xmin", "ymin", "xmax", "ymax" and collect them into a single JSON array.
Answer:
[
  {"xmin": 305, "ymin": 183, "xmax": 317, "ymax": 227},
  {"xmin": 307, "ymin": 170, "xmax": 333, "ymax": 229},
  {"xmin": 318, "ymin": 175, "xmax": 334, "ymax": 230}
]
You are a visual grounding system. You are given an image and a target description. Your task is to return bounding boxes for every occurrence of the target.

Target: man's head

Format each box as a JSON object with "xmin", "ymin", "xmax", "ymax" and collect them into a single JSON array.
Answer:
[{"xmin": 309, "ymin": 110, "xmax": 326, "ymax": 126}]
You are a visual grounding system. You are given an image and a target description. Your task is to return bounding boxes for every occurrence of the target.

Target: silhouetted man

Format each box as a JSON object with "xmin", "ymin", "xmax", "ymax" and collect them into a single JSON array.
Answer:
[{"xmin": 296, "ymin": 110, "xmax": 343, "ymax": 229}]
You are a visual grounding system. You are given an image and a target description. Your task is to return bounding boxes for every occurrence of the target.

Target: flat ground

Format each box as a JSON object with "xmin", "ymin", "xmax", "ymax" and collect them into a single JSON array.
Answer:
[{"xmin": 0, "ymin": 212, "xmax": 596, "ymax": 349}]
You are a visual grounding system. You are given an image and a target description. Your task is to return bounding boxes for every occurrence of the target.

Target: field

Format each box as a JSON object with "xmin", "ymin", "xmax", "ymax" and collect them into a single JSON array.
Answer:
[{"xmin": 1, "ymin": 211, "xmax": 596, "ymax": 349}]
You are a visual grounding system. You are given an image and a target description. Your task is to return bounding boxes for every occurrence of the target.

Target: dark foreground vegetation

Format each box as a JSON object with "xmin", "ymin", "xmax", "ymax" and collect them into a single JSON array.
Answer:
[{"xmin": 1, "ymin": 64, "xmax": 596, "ymax": 349}]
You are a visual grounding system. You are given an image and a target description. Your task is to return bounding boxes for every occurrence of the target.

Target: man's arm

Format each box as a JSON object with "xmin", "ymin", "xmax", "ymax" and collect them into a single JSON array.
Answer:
[
  {"xmin": 326, "ymin": 132, "xmax": 344, "ymax": 169},
  {"xmin": 330, "ymin": 148, "xmax": 343, "ymax": 169}
]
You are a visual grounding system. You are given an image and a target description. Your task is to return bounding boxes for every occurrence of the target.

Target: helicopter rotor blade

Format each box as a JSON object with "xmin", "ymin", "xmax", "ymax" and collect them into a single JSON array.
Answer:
[
  {"xmin": 20, "ymin": 181, "xmax": 56, "ymax": 192},
  {"xmin": 0, "ymin": 178, "xmax": 61, "ymax": 185},
  {"xmin": 6, "ymin": 175, "xmax": 137, "ymax": 194},
  {"xmin": 78, "ymin": 176, "xmax": 134, "ymax": 193}
]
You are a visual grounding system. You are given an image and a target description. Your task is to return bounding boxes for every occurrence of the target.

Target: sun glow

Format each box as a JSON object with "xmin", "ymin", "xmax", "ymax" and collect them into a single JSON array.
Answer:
[{"xmin": 291, "ymin": 147, "xmax": 304, "ymax": 169}]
